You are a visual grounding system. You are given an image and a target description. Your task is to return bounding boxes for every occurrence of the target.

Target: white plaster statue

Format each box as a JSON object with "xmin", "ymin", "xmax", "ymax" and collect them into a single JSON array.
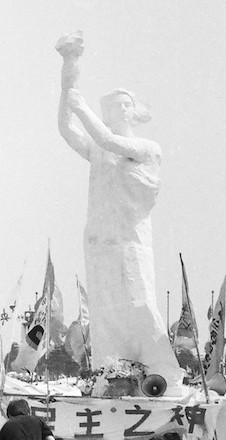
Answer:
[{"xmin": 56, "ymin": 32, "xmax": 183, "ymax": 394}]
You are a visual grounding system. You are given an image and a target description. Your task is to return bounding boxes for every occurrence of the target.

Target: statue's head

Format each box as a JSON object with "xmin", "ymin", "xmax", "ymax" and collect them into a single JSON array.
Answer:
[{"xmin": 100, "ymin": 88, "xmax": 152, "ymax": 129}]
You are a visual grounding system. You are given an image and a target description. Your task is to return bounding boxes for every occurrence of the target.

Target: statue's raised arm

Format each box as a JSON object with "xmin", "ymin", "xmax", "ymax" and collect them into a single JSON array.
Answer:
[
  {"xmin": 56, "ymin": 31, "xmax": 92, "ymax": 161},
  {"xmin": 56, "ymin": 31, "xmax": 161, "ymax": 165}
]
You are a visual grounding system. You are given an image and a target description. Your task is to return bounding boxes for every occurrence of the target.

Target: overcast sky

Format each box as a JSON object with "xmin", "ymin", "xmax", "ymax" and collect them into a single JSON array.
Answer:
[{"xmin": 0, "ymin": 0, "xmax": 226, "ymax": 353}]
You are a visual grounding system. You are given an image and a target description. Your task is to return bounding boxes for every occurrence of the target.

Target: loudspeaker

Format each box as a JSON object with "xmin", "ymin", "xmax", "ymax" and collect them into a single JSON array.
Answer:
[{"xmin": 141, "ymin": 374, "xmax": 167, "ymax": 397}]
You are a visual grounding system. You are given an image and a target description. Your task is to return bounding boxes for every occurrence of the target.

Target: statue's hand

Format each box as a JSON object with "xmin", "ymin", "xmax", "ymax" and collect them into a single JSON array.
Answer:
[{"xmin": 67, "ymin": 88, "xmax": 86, "ymax": 112}]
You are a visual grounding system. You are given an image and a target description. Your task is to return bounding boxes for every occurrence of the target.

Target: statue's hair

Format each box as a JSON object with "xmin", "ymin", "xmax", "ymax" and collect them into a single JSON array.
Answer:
[
  {"xmin": 7, "ymin": 399, "xmax": 30, "ymax": 418},
  {"xmin": 100, "ymin": 88, "xmax": 151, "ymax": 127}
]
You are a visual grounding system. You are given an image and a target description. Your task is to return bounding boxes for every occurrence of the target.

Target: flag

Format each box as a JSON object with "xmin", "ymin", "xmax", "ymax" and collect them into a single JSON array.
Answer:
[
  {"xmin": 203, "ymin": 274, "xmax": 226, "ymax": 382},
  {"xmin": 174, "ymin": 254, "xmax": 198, "ymax": 350},
  {"xmin": 77, "ymin": 277, "xmax": 89, "ymax": 326},
  {"xmin": 12, "ymin": 248, "xmax": 54, "ymax": 373},
  {"xmin": 0, "ymin": 335, "xmax": 5, "ymax": 392},
  {"xmin": 65, "ymin": 320, "xmax": 90, "ymax": 364},
  {"xmin": 65, "ymin": 278, "xmax": 90, "ymax": 366},
  {"xmin": 50, "ymin": 284, "xmax": 67, "ymax": 347},
  {"xmin": 207, "ymin": 305, "xmax": 213, "ymax": 321},
  {"xmin": 0, "ymin": 266, "xmax": 25, "ymax": 357},
  {"xmin": 33, "ymin": 282, "xmax": 67, "ymax": 347}
]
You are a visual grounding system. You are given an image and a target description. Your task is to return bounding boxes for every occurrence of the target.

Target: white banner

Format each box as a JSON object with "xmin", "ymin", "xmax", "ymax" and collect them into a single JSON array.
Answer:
[{"xmin": 0, "ymin": 396, "xmax": 222, "ymax": 440}]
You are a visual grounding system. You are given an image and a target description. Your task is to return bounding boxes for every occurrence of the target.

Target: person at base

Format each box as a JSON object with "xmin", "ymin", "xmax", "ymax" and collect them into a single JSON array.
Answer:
[{"xmin": 0, "ymin": 399, "xmax": 55, "ymax": 440}]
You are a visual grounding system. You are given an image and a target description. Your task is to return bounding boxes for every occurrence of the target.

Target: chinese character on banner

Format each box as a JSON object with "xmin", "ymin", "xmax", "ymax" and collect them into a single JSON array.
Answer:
[
  {"xmin": 75, "ymin": 408, "xmax": 104, "ymax": 438},
  {"xmin": 170, "ymin": 406, "xmax": 184, "ymax": 426},
  {"xmin": 185, "ymin": 405, "xmax": 206, "ymax": 434},
  {"xmin": 124, "ymin": 405, "xmax": 154, "ymax": 437},
  {"xmin": 31, "ymin": 406, "xmax": 56, "ymax": 431}
]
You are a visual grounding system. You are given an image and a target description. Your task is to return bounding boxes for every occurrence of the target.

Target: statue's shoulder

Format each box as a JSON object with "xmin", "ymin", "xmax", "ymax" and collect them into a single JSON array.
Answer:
[
  {"xmin": 147, "ymin": 139, "xmax": 161, "ymax": 154},
  {"xmin": 138, "ymin": 137, "xmax": 162, "ymax": 159}
]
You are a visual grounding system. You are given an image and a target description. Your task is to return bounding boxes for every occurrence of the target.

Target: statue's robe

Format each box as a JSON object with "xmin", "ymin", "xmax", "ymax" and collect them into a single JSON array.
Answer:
[{"xmin": 84, "ymin": 144, "xmax": 182, "ymax": 391}]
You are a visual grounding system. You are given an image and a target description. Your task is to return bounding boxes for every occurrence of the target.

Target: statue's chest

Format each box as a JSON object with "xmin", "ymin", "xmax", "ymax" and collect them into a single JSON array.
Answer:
[{"xmin": 91, "ymin": 151, "xmax": 119, "ymax": 183}]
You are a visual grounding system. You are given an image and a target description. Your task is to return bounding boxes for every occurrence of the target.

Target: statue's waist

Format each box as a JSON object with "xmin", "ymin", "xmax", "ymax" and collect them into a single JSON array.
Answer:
[{"xmin": 84, "ymin": 221, "xmax": 153, "ymax": 247}]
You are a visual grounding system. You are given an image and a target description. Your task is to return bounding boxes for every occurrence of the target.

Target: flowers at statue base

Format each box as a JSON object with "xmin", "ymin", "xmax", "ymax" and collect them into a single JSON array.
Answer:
[{"xmin": 102, "ymin": 356, "xmax": 146, "ymax": 381}]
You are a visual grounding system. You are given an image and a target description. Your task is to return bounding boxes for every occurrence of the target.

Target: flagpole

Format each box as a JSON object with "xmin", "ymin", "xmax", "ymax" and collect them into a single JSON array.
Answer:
[
  {"xmin": 45, "ymin": 243, "xmax": 51, "ymax": 424},
  {"xmin": 45, "ymin": 281, "xmax": 51, "ymax": 424},
  {"xmin": 179, "ymin": 253, "xmax": 210, "ymax": 404},
  {"xmin": 76, "ymin": 275, "xmax": 91, "ymax": 370},
  {"xmin": 167, "ymin": 291, "xmax": 170, "ymax": 339},
  {"xmin": 211, "ymin": 290, "xmax": 214, "ymax": 316}
]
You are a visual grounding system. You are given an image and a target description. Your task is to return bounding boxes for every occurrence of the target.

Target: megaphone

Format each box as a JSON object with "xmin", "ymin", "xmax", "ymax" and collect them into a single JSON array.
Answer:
[{"xmin": 141, "ymin": 374, "xmax": 167, "ymax": 397}]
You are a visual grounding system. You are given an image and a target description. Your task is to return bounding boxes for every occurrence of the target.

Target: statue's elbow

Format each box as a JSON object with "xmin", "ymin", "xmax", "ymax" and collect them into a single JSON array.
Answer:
[
  {"xmin": 58, "ymin": 121, "xmax": 68, "ymax": 139},
  {"xmin": 58, "ymin": 127, "xmax": 71, "ymax": 146}
]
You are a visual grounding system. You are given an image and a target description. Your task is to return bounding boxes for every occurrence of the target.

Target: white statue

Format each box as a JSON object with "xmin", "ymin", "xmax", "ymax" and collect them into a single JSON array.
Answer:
[{"xmin": 56, "ymin": 32, "xmax": 183, "ymax": 395}]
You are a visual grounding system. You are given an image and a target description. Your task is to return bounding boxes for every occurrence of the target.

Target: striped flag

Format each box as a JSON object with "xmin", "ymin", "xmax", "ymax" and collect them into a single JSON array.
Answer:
[
  {"xmin": 203, "ymin": 274, "xmax": 226, "ymax": 382},
  {"xmin": 77, "ymin": 277, "xmax": 89, "ymax": 326},
  {"xmin": 174, "ymin": 254, "xmax": 198, "ymax": 350}
]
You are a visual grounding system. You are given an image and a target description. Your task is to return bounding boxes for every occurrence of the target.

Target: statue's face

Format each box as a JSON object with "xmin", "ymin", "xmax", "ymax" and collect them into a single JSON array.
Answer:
[{"xmin": 109, "ymin": 93, "xmax": 135, "ymax": 127}]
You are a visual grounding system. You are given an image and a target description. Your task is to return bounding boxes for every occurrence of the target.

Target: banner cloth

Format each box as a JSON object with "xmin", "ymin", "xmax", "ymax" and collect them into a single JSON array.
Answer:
[{"xmin": 0, "ymin": 396, "xmax": 224, "ymax": 440}]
